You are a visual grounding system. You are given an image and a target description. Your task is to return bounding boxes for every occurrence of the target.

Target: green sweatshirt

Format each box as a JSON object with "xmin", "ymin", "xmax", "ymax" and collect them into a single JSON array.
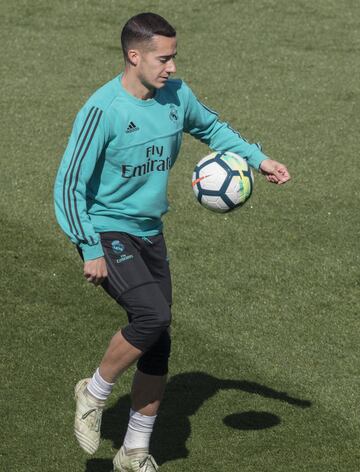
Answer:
[{"xmin": 54, "ymin": 74, "xmax": 268, "ymax": 260}]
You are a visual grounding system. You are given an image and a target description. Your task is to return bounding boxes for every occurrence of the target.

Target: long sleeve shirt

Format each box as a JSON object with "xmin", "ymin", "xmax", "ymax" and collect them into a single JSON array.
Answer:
[{"xmin": 54, "ymin": 74, "xmax": 268, "ymax": 260}]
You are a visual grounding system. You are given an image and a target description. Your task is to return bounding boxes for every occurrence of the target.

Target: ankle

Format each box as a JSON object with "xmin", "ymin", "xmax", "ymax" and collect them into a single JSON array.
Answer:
[
  {"xmin": 86, "ymin": 368, "xmax": 115, "ymax": 402},
  {"xmin": 84, "ymin": 387, "xmax": 106, "ymax": 406}
]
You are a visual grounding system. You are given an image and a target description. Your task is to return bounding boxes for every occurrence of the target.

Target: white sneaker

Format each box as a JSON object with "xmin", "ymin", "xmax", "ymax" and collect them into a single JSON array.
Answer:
[
  {"xmin": 113, "ymin": 446, "xmax": 159, "ymax": 471},
  {"xmin": 74, "ymin": 378, "xmax": 105, "ymax": 454}
]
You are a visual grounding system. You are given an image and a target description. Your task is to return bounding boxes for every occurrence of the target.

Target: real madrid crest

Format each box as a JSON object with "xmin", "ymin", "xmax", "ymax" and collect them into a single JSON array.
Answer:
[{"xmin": 169, "ymin": 105, "xmax": 178, "ymax": 122}]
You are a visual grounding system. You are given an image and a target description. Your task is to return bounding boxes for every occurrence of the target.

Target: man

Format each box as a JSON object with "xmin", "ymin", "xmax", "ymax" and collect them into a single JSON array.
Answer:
[{"xmin": 54, "ymin": 12, "xmax": 290, "ymax": 472}]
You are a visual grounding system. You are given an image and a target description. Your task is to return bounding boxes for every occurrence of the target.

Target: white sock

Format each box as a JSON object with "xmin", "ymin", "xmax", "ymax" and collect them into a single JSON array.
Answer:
[
  {"xmin": 123, "ymin": 409, "xmax": 157, "ymax": 451},
  {"xmin": 86, "ymin": 368, "xmax": 115, "ymax": 402}
]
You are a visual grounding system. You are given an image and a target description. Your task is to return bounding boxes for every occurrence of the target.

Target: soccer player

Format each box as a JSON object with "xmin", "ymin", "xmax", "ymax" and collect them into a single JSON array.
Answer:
[{"xmin": 54, "ymin": 12, "xmax": 290, "ymax": 472}]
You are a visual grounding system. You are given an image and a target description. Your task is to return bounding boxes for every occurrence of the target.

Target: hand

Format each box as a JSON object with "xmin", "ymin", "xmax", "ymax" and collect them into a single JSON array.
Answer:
[
  {"xmin": 259, "ymin": 159, "xmax": 291, "ymax": 185},
  {"xmin": 83, "ymin": 257, "xmax": 108, "ymax": 286}
]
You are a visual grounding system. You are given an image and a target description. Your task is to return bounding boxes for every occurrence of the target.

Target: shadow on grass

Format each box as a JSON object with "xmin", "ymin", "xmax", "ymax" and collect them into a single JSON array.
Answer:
[
  {"xmin": 223, "ymin": 411, "xmax": 281, "ymax": 430},
  {"xmin": 85, "ymin": 458, "xmax": 113, "ymax": 472},
  {"xmin": 86, "ymin": 371, "xmax": 311, "ymax": 470}
]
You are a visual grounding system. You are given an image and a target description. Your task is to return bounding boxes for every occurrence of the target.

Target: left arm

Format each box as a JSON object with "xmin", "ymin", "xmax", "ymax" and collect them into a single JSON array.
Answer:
[{"xmin": 183, "ymin": 83, "xmax": 290, "ymax": 183}]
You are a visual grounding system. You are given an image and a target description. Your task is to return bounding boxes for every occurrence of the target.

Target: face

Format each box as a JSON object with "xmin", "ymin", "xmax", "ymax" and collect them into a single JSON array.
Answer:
[{"xmin": 129, "ymin": 35, "xmax": 177, "ymax": 90}]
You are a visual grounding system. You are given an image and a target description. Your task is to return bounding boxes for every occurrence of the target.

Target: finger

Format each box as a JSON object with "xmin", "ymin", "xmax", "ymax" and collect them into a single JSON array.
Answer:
[
  {"xmin": 276, "ymin": 173, "xmax": 290, "ymax": 184},
  {"xmin": 273, "ymin": 172, "xmax": 287, "ymax": 183},
  {"xmin": 266, "ymin": 175, "xmax": 279, "ymax": 183},
  {"xmin": 275, "ymin": 166, "xmax": 291, "ymax": 182},
  {"xmin": 93, "ymin": 276, "xmax": 106, "ymax": 286}
]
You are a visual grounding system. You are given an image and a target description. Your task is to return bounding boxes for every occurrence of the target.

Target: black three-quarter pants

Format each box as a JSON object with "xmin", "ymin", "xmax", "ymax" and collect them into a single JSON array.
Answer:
[{"xmin": 81, "ymin": 232, "xmax": 172, "ymax": 376}]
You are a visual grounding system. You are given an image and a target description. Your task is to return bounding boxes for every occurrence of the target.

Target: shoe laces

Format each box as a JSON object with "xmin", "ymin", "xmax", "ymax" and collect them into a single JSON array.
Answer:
[
  {"xmin": 138, "ymin": 455, "xmax": 158, "ymax": 471},
  {"xmin": 81, "ymin": 407, "xmax": 102, "ymax": 432}
]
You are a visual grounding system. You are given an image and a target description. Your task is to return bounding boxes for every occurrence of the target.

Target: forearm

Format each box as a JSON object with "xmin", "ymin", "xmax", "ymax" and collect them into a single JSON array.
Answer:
[{"xmin": 203, "ymin": 120, "xmax": 268, "ymax": 170}]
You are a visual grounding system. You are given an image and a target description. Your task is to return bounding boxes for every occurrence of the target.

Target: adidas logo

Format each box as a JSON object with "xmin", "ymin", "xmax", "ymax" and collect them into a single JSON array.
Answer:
[{"xmin": 126, "ymin": 121, "xmax": 139, "ymax": 133}]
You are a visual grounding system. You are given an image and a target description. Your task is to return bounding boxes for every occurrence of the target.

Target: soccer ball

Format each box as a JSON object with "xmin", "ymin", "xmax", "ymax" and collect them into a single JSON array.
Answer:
[{"xmin": 192, "ymin": 151, "xmax": 254, "ymax": 212}]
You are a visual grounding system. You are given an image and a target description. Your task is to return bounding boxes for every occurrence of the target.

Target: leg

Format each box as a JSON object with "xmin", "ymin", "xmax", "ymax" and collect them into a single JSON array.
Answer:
[
  {"xmin": 126, "ymin": 234, "xmax": 172, "ymax": 427},
  {"xmin": 98, "ymin": 331, "xmax": 142, "ymax": 383},
  {"xmin": 132, "ymin": 326, "xmax": 172, "ymax": 415},
  {"xmin": 114, "ymin": 369, "xmax": 169, "ymax": 472},
  {"xmin": 84, "ymin": 280, "xmax": 171, "ymax": 401},
  {"xmin": 99, "ymin": 280, "xmax": 171, "ymax": 378},
  {"xmin": 116, "ymin": 321, "xmax": 170, "ymax": 470},
  {"xmin": 113, "ymin": 330, "xmax": 171, "ymax": 472},
  {"xmin": 74, "ymin": 335, "xmax": 142, "ymax": 456},
  {"xmin": 131, "ymin": 370, "xmax": 167, "ymax": 416}
]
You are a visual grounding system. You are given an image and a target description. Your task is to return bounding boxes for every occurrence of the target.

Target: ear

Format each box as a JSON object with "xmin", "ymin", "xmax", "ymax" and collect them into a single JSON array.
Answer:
[{"xmin": 127, "ymin": 49, "xmax": 140, "ymax": 66}]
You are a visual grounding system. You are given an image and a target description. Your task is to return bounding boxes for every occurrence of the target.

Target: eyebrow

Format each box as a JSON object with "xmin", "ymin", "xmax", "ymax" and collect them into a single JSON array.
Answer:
[{"xmin": 157, "ymin": 52, "xmax": 177, "ymax": 59}]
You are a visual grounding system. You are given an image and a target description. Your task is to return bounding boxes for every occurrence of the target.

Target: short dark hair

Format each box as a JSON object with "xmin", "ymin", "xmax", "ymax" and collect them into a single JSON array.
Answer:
[{"xmin": 121, "ymin": 13, "xmax": 176, "ymax": 61}]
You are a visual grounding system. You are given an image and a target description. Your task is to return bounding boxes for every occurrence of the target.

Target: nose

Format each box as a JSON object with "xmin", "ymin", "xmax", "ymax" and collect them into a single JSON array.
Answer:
[{"xmin": 166, "ymin": 58, "xmax": 176, "ymax": 74}]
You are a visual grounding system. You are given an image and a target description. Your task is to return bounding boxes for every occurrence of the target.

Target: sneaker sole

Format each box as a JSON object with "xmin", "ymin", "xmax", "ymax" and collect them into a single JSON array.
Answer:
[{"xmin": 74, "ymin": 429, "xmax": 99, "ymax": 454}]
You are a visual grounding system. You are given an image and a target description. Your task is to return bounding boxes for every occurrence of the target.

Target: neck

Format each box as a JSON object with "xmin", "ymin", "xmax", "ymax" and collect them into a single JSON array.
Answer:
[{"xmin": 122, "ymin": 69, "xmax": 155, "ymax": 100}]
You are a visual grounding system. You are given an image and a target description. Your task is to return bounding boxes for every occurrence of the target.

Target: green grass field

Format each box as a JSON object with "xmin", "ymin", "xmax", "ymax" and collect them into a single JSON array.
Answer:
[{"xmin": 1, "ymin": 1, "xmax": 360, "ymax": 470}]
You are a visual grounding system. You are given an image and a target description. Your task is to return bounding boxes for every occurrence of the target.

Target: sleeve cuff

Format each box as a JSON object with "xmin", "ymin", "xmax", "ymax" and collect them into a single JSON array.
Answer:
[
  {"xmin": 79, "ymin": 240, "xmax": 104, "ymax": 261},
  {"xmin": 247, "ymin": 145, "xmax": 269, "ymax": 170}
]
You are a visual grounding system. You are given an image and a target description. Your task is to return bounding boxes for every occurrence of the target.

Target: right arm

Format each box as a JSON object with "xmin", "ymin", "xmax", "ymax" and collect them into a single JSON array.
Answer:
[{"xmin": 54, "ymin": 105, "xmax": 110, "ymax": 282}]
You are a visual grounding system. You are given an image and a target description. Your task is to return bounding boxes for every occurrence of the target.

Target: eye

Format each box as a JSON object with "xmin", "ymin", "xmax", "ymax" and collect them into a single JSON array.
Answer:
[{"xmin": 159, "ymin": 55, "xmax": 176, "ymax": 64}]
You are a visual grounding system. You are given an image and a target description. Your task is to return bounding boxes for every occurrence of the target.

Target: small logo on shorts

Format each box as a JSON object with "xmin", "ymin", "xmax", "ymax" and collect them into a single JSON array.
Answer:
[
  {"xmin": 112, "ymin": 240, "xmax": 124, "ymax": 254},
  {"xmin": 116, "ymin": 254, "xmax": 134, "ymax": 264}
]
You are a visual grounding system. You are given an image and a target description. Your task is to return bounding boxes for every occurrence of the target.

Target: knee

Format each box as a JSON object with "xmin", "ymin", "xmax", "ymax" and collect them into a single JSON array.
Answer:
[
  {"xmin": 139, "ymin": 300, "xmax": 171, "ymax": 350},
  {"xmin": 144, "ymin": 302, "xmax": 171, "ymax": 344},
  {"xmin": 122, "ymin": 298, "xmax": 171, "ymax": 352},
  {"xmin": 142, "ymin": 291, "xmax": 171, "ymax": 332},
  {"xmin": 137, "ymin": 328, "xmax": 171, "ymax": 376}
]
